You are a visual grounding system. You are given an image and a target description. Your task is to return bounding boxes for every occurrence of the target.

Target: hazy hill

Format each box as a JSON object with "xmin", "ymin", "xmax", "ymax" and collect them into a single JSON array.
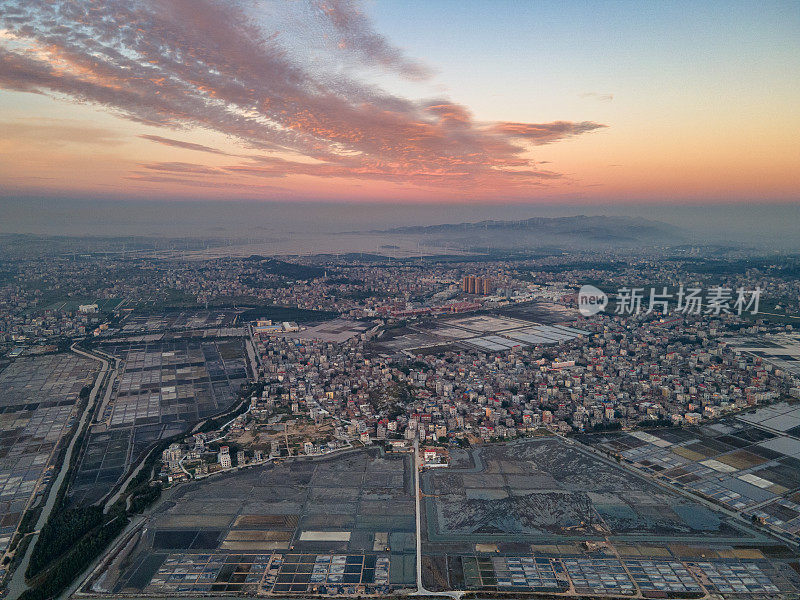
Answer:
[{"xmin": 377, "ymin": 215, "xmax": 685, "ymax": 249}]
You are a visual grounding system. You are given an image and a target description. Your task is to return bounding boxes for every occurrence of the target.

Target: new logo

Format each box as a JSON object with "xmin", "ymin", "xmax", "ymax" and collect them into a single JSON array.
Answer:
[{"xmin": 578, "ymin": 285, "xmax": 608, "ymax": 316}]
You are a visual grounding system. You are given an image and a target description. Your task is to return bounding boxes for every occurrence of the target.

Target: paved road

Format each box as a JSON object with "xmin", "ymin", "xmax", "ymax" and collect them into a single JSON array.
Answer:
[
  {"xmin": 411, "ymin": 438, "xmax": 464, "ymax": 599},
  {"xmin": 245, "ymin": 323, "xmax": 261, "ymax": 378},
  {"xmin": 93, "ymin": 350, "xmax": 119, "ymax": 424},
  {"xmin": 6, "ymin": 344, "xmax": 109, "ymax": 600},
  {"xmin": 413, "ymin": 439, "xmax": 426, "ymax": 594}
]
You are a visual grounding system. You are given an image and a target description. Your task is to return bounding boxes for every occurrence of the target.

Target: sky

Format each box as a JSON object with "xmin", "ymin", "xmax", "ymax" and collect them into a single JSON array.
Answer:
[{"xmin": 0, "ymin": 0, "xmax": 798, "ymax": 205}]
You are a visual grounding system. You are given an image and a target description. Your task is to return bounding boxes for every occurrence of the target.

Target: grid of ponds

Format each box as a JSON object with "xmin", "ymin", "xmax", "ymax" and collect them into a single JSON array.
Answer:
[
  {"xmin": 119, "ymin": 310, "xmax": 241, "ymax": 334},
  {"xmin": 457, "ymin": 554, "xmax": 792, "ymax": 597},
  {"xmin": 146, "ymin": 553, "xmax": 270, "ymax": 593},
  {"xmin": 144, "ymin": 552, "xmax": 391, "ymax": 594},
  {"xmin": 624, "ymin": 559, "xmax": 701, "ymax": 594},
  {"xmin": 0, "ymin": 354, "xmax": 97, "ymax": 552},
  {"xmin": 691, "ymin": 561, "xmax": 781, "ymax": 594},
  {"xmin": 582, "ymin": 413, "xmax": 800, "ymax": 544},
  {"xmin": 561, "ymin": 558, "xmax": 635, "ymax": 595},
  {"xmin": 273, "ymin": 553, "xmax": 390, "ymax": 592},
  {"xmin": 70, "ymin": 338, "xmax": 247, "ymax": 505},
  {"xmin": 462, "ymin": 556, "xmax": 563, "ymax": 591}
]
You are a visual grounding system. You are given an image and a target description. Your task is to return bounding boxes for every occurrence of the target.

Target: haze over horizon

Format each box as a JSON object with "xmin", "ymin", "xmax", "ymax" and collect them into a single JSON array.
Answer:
[{"xmin": 2, "ymin": 197, "xmax": 800, "ymax": 252}]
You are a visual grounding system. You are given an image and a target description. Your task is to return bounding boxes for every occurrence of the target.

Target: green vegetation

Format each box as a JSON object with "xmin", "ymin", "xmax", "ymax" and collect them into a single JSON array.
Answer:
[
  {"xmin": 323, "ymin": 276, "xmax": 359, "ymax": 285},
  {"xmin": 127, "ymin": 484, "xmax": 161, "ymax": 514},
  {"xmin": 26, "ymin": 506, "xmax": 103, "ymax": 578},
  {"xmin": 640, "ymin": 417, "xmax": 676, "ymax": 428},
  {"xmin": 238, "ymin": 305, "xmax": 337, "ymax": 323},
  {"xmin": 240, "ymin": 277, "xmax": 284, "ymax": 289},
  {"xmin": 198, "ymin": 396, "xmax": 250, "ymax": 434},
  {"xmin": 588, "ymin": 421, "xmax": 623, "ymax": 432},
  {"xmin": 243, "ymin": 256, "xmax": 325, "ymax": 279},
  {"xmin": 667, "ymin": 255, "xmax": 800, "ymax": 278},
  {"xmin": 334, "ymin": 289, "xmax": 383, "ymax": 301},
  {"xmin": 375, "ymin": 381, "xmax": 417, "ymax": 420},
  {"xmin": 0, "ymin": 265, "xmax": 16, "ymax": 285},
  {"xmin": 516, "ymin": 261, "xmax": 627, "ymax": 278},
  {"xmin": 20, "ymin": 513, "xmax": 129, "ymax": 600}
]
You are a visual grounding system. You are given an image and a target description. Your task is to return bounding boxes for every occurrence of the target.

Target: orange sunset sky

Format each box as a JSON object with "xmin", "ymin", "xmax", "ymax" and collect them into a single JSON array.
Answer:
[{"xmin": 1, "ymin": 0, "xmax": 799, "ymax": 204}]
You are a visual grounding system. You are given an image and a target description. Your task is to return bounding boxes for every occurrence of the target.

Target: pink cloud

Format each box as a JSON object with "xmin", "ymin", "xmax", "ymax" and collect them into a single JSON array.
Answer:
[
  {"xmin": 313, "ymin": 0, "xmax": 433, "ymax": 81},
  {"xmin": 489, "ymin": 121, "xmax": 607, "ymax": 145},
  {"xmin": 141, "ymin": 161, "xmax": 223, "ymax": 175},
  {"xmin": 0, "ymin": 1, "xmax": 606, "ymax": 193},
  {"xmin": 139, "ymin": 134, "xmax": 230, "ymax": 155}
]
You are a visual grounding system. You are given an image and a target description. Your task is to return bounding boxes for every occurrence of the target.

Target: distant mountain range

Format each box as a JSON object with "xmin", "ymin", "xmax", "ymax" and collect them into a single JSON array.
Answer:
[{"xmin": 375, "ymin": 215, "xmax": 685, "ymax": 249}]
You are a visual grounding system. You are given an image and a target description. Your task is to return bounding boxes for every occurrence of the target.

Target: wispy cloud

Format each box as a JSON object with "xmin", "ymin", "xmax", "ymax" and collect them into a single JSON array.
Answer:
[
  {"xmin": 490, "ymin": 121, "xmax": 607, "ymax": 145},
  {"xmin": 580, "ymin": 92, "xmax": 614, "ymax": 102},
  {"xmin": 139, "ymin": 135, "xmax": 230, "ymax": 155},
  {"xmin": 141, "ymin": 161, "xmax": 223, "ymax": 175},
  {"xmin": 313, "ymin": 0, "xmax": 433, "ymax": 81},
  {"xmin": 125, "ymin": 173, "xmax": 286, "ymax": 193},
  {"xmin": 0, "ymin": 1, "xmax": 606, "ymax": 193},
  {"xmin": 0, "ymin": 118, "xmax": 124, "ymax": 145}
]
